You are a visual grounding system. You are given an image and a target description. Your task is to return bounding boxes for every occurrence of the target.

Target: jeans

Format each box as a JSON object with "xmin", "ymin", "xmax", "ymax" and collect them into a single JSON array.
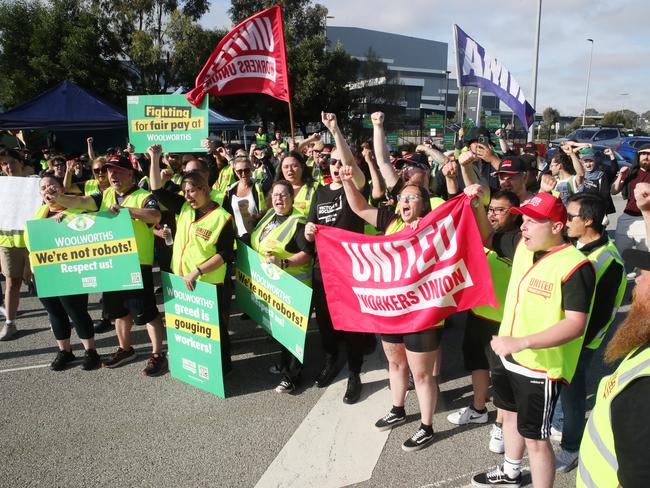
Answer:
[{"xmin": 551, "ymin": 348, "xmax": 595, "ymax": 452}]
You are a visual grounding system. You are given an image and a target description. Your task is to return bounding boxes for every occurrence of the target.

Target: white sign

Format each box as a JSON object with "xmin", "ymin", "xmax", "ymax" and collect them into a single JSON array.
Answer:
[{"xmin": 0, "ymin": 176, "xmax": 41, "ymax": 232}]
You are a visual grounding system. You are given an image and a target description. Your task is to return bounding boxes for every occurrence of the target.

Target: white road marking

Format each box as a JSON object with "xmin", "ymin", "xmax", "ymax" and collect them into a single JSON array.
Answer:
[
  {"xmin": 0, "ymin": 363, "xmax": 49, "ymax": 373},
  {"xmin": 255, "ymin": 351, "xmax": 391, "ymax": 488}
]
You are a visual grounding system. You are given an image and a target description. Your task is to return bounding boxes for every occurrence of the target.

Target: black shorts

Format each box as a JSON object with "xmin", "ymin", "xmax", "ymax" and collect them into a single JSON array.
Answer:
[
  {"xmin": 491, "ymin": 355, "xmax": 563, "ymax": 440},
  {"xmin": 102, "ymin": 265, "xmax": 160, "ymax": 325},
  {"xmin": 381, "ymin": 326, "xmax": 442, "ymax": 353},
  {"xmin": 462, "ymin": 312, "xmax": 500, "ymax": 371}
]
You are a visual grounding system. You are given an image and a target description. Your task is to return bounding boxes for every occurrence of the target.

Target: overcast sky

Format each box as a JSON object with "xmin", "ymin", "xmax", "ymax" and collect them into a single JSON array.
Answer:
[{"xmin": 201, "ymin": 0, "xmax": 649, "ymax": 116}]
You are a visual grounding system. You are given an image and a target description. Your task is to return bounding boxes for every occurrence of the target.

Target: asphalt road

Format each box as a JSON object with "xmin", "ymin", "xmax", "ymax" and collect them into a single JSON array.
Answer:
[{"xmin": 0, "ymin": 196, "xmax": 632, "ymax": 488}]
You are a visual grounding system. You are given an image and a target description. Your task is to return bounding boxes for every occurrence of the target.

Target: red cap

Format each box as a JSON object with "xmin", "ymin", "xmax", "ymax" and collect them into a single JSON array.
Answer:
[{"xmin": 510, "ymin": 192, "xmax": 567, "ymax": 224}]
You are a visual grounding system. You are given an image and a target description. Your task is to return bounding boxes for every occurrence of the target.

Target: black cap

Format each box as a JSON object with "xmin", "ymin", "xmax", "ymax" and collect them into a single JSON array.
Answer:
[
  {"xmin": 105, "ymin": 156, "xmax": 133, "ymax": 171},
  {"xmin": 394, "ymin": 151, "xmax": 430, "ymax": 171},
  {"xmin": 523, "ymin": 142, "xmax": 538, "ymax": 155},
  {"xmin": 623, "ymin": 248, "xmax": 650, "ymax": 271},
  {"xmin": 493, "ymin": 156, "xmax": 528, "ymax": 175},
  {"xmin": 465, "ymin": 127, "xmax": 492, "ymax": 144}
]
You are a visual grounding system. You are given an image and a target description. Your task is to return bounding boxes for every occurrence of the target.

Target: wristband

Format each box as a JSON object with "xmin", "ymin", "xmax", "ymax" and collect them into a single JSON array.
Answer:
[
  {"xmin": 281, "ymin": 259, "xmax": 289, "ymax": 269},
  {"xmin": 196, "ymin": 266, "xmax": 203, "ymax": 276}
]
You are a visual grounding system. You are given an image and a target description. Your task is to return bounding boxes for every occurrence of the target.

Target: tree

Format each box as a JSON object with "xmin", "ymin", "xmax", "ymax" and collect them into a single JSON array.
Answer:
[
  {"xmin": 602, "ymin": 110, "xmax": 638, "ymax": 128},
  {"xmin": 0, "ymin": 0, "xmax": 127, "ymax": 108},
  {"xmin": 541, "ymin": 107, "xmax": 560, "ymax": 143}
]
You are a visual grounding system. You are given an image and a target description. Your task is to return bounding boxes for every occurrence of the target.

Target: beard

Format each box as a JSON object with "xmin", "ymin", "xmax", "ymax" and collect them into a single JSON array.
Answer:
[{"xmin": 604, "ymin": 291, "xmax": 650, "ymax": 363}]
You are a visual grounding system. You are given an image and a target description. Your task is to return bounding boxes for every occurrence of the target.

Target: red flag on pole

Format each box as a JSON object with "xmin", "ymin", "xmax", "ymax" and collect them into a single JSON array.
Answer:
[{"xmin": 185, "ymin": 5, "xmax": 290, "ymax": 107}]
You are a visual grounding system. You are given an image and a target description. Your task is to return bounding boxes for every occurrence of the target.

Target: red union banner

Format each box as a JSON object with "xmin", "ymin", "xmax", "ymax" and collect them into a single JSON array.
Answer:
[
  {"xmin": 185, "ymin": 5, "xmax": 290, "ymax": 107},
  {"xmin": 315, "ymin": 195, "xmax": 497, "ymax": 334}
]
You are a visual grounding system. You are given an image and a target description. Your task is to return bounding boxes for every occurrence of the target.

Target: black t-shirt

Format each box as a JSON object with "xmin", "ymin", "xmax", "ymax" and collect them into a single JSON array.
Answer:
[
  {"xmin": 375, "ymin": 206, "xmax": 399, "ymax": 233},
  {"xmin": 307, "ymin": 184, "xmax": 367, "ymax": 268},
  {"xmin": 611, "ymin": 343, "xmax": 650, "ymax": 488}
]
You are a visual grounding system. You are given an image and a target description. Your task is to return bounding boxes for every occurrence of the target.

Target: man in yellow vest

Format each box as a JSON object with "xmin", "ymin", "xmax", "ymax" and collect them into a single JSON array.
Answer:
[
  {"xmin": 577, "ymin": 182, "xmax": 650, "ymax": 488},
  {"xmin": 54, "ymin": 156, "xmax": 167, "ymax": 376},
  {"xmin": 471, "ymin": 192, "xmax": 595, "ymax": 488},
  {"xmin": 551, "ymin": 193, "xmax": 626, "ymax": 473}
]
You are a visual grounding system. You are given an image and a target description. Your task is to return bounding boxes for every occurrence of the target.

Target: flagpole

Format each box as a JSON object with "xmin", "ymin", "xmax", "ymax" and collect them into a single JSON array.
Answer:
[{"xmin": 288, "ymin": 101, "xmax": 296, "ymax": 143}]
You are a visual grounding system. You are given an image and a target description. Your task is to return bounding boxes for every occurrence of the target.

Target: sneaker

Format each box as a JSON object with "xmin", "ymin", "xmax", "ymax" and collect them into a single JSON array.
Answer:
[
  {"xmin": 555, "ymin": 447, "xmax": 578, "ymax": 473},
  {"xmin": 143, "ymin": 353, "xmax": 168, "ymax": 377},
  {"xmin": 471, "ymin": 464, "xmax": 521, "ymax": 487},
  {"xmin": 315, "ymin": 356, "xmax": 340, "ymax": 388},
  {"xmin": 343, "ymin": 373, "xmax": 362, "ymax": 404},
  {"xmin": 489, "ymin": 424, "xmax": 505, "ymax": 454},
  {"xmin": 374, "ymin": 411, "xmax": 407, "ymax": 431},
  {"xmin": 93, "ymin": 318, "xmax": 113, "ymax": 334},
  {"xmin": 0, "ymin": 322, "xmax": 17, "ymax": 341},
  {"xmin": 102, "ymin": 347, "xmax": 136, "ymax": 368},
  {"xmin": 402, "ymin": 427, "xmax": 434, "ymax": 452},
  {"xmin": 550, "ymin": 426, "xmax": 563, "ymax": 442},
  {"xmin": 275, "ymin": 377, "xmax": 295, "ymax": 393},
  {"xmin": 81, "ymin": 349, "xmax": 101, "ymax": 371},
  {"xmin": 50, "ymin": 350, "xmax": 76, "ymax": 371},
  {"xmin": 447, "ymin": 406, "xmax": 489, "ymax": 425}
]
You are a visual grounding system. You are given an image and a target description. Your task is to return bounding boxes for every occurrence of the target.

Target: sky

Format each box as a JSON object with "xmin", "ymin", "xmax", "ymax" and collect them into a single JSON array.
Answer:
[{"xmin": 201, "ymin": 0, "xmax": 649, "ymax": 117}]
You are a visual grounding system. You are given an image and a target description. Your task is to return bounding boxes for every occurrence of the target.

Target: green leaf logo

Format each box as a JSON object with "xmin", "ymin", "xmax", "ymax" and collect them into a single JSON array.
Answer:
[{"xmin": 67, "ymin": 215, "xmax": 95, "ymax": 232}]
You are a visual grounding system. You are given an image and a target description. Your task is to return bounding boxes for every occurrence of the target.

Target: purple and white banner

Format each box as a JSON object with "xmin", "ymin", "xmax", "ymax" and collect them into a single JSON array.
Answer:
[{"xmin": 453, "ymin": 24, "xmax": 535, "ymax": 130}]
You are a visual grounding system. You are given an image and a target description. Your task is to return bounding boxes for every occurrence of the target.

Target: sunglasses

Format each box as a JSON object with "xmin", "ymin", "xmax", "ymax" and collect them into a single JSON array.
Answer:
[
  {"xmin": 329, "ymin": 158, "xmax": 342, "ymax": 166},
  {"xmin": 93, "ymin": 167, "xmax": 108, "ymax": 175},
  {"xmin": 396, "ymin": 194, "xmax": 421, "ymax": 202},
  {"xmin": 235, "ymin": 168, "xmax": 252, "ymax": 175}
]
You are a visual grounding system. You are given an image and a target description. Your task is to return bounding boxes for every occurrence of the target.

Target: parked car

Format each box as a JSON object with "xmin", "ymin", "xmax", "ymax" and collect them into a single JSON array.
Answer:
[
  {"xmin": 549, "ymin": 127, "xmax": 623, "ymax": 150},
  {"xmin": 544, "ymin": 145, "xmax": 632, "ymax": 172},
  {"xmin": 616, "ymin": 137, "xmax": 650, "ymax": 162}
]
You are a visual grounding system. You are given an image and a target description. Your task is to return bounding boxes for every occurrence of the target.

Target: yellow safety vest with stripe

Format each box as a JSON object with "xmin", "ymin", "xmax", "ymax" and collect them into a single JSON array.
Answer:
[
  {"xmin": 172, "ymin": 203, "xmax": 231, "ymax": 285},
  {"xmin": 293, "ymin": 183, "xmax": 317, "ymax": 217},
  {"xmin": 577, "ymin": 345, "xmax": 650, "ymax": 488},
  {"xmin": 100, "ymin": 187, "xmax": 155, "ymax": 266},
  {"xmin": 471, "ymin": 248, "xmax": 512, "ymax": 322},
  {"xmin": 250, "ymin": 208, "xmax": 312, "ymax": 285},
  {"xmin": 584, "ymin": 240, "xmax": 626, "ymax": 350},
  {"xmin": 214, "ymin": 164, "xmax": 236, "ymax": 194},
  {"xmin": 499, "ymin": 242, "xmax": 590, "ymax": 382}
]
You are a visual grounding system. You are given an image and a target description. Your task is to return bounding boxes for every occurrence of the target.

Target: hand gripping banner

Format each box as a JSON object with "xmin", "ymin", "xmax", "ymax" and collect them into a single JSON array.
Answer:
[
  {"xmin": 315, "ymin": 195, "xmax": 496, "ymax": 334},
  {"xmin": 186, "ymin": 5, "xmax": 290, "ymax": 107}
]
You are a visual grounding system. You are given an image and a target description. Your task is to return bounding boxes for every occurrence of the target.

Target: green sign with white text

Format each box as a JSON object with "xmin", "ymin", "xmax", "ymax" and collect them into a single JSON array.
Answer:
[
  {"xmin": 162, "ymin": 272, "xmax": 224, "ymax": 398},
  {"xmin": 486, "ymin": 115, "xmax": 502, "ymax": 129},
  {"xmin": 234, "ymin": 243, "xmax": 311, "ymax": 362},
  {"xmin": 127, "ymin": 94, "xmax": 208, "ymax": 153},
  {"xmin": 386, "ymin": 132, "xmax": 399, "ymax": 145},
  {"xmin": 425, "ymin": 114, "xmax": 444, "ymax": 129},
  {"xmin": 27, "ymin": 211, "xmax": 142, "ymax": 298}
]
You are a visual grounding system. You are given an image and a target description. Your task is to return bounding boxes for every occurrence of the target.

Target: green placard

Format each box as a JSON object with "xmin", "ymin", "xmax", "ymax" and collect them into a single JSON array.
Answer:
[
  {"xmin": 486, "ymin": 115, "xmax": 501, "ymax": 129},
  {"xmin": 443, "ymin": 133, "xmax": 456, "ymax": 151},
  {"xmin": 162, "ymin": 272, "xmax": 224, "ymax": 398},
  {"xmin": 362, "ymin": 114, "xmax": 373, "ymax": 129},
  {"xmin": 234, "ymin": 243, "xmax": 312, "ymax": 362},
  {"xmin": 27, "ymin": 211, "xmax": 142, "ymax": 298},
  {"xmin": 425, "ymin": 114, "xmax": 444, "ymax": 129},
  {"xmin": 127, "ymin": 94, "xmax": 208, "ymax": 153},
  {"xmin": 386, "ymin": 132, "xmax": 399, "ymax": 145}
]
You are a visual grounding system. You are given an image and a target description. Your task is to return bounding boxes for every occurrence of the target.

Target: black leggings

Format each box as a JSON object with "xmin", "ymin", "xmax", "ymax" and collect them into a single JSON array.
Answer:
[
  {"xmin": 312, "ymin": 268, "xmax": 368, "ymax": 374},
  {"xmin": 40, "ymin": 294, "xmax": 94, "ymax": 341}
]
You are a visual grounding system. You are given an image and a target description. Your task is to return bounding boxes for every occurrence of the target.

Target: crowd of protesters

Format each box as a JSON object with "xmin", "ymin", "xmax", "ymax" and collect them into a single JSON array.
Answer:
[{"xmin": 1, "ymin": 110, "xmax": 649, "ymax": 487}]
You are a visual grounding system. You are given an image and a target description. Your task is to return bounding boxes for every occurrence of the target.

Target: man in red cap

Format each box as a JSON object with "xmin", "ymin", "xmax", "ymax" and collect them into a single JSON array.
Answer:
[{"xmin": 469, "ymin": 191, "xmax": 595, "ymax": 488}]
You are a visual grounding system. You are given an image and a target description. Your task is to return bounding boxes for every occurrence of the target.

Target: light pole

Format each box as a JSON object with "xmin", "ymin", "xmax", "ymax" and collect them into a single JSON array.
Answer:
[
  {"xmin": 528, "ymin": 0, "xmax": 542, "ymax": 142},
  {"xmin": 581, "ymin": 38, "xmax": 594, "ymax": 126},
  {"xmin": 444, "ymin": 70, "xmax": 450, "ymax": 135}
]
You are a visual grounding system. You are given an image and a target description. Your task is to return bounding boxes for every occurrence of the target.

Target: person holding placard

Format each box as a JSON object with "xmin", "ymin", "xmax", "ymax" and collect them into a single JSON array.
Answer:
[
  {"xmin": 54, "ymin": 155, "xmax": 167, "ymax": 376},
  {"xmin": 0, "ymin": 148, "xmax": 33, "ymax": 341},
  {"xmin": 148, "ymin": 144, "xmax": 235, "ymax": 372},
  {"xmin": 245, "ymin": 179, "xmax": 313, "ymax": 393},
  {"xmin": 27, "ymin": 175, "xmax": 100, "ymax": 370}
]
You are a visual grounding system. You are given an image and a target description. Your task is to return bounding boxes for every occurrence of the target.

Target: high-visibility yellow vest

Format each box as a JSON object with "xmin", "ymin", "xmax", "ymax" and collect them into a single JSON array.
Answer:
[
  {"xmin": 577, "ymin": 345, "xmax": 650, "ymax": 487},
  {"xmin": 214, "ymin": 164, "xmax": 236, "ymax": 195},
  {"xmin": 471, "ymin": 248, "xmax": 512, "ymax": 322},
  {"xmin": 293, "ymin": 183, "xmax": 317, "ymax": 217},
  {"xmin": 172, "ymin": 203, "xmax": 231, "ymax": 284},
  {"xmin": 84, "ymin": 179, "xmax": 100, "ymax": 195},
  {"xmin": 100, "ymin": 187, "xmax": 155, "ymax": 266},
  {"xmin": 250, "ymin": 208, "xmax": 312, "ymax": 285},
  {"xmin": 499, "ymin": 242, "xmax": 591, "ymax": 382},
  {"xmin": 584, "ymin": 240, "xmax": 626, "ymax": 350}
]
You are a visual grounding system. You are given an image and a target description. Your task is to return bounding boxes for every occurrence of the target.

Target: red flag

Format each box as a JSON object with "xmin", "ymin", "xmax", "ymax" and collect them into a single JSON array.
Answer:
[
  {"xmin": 314, "ymin": 195, "xmax": 497, "ymax": 334},
  {"xmin": 185, "ymin": 5, "xmax": 290, "ymax": 107}
]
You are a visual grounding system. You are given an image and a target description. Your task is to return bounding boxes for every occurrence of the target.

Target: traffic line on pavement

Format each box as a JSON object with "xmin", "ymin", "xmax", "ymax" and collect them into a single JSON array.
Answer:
[
  {"xmin": 255, "ymin": 352, "xmax": 390, "ymax": 488},
  {"xmin": 0, "ymin": 363, "xmax": 49, "ymax": 373}
]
